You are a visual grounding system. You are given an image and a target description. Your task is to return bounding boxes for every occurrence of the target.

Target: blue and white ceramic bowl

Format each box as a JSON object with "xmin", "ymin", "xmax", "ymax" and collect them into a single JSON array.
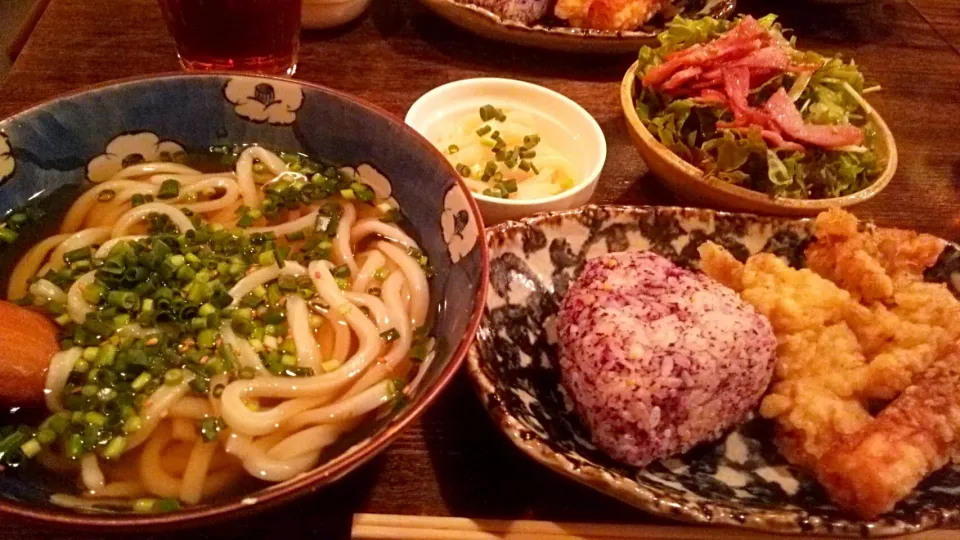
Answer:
[
  {"xmin": 0, "ymin": 74, "xmax": 488, "ymax": 529},
  {"xmin": 468, "ymin": 205, "xmax": 960, "ymax": 537}
]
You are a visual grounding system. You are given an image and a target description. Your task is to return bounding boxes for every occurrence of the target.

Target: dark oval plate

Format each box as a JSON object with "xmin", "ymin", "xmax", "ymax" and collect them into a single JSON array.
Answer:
[
  {"xmin": 416, "ymin": 0, "xmax": 737, "ymax": 54},
  {"xmin": 467, "ymin": 204, "xmax": 960, "ymax": 537}
]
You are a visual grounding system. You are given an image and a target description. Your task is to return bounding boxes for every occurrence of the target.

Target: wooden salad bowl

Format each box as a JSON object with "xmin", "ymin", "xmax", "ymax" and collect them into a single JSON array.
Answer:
[{"xmin": 620, "ymin": 61, "xmax": 898, "ymax": 216}]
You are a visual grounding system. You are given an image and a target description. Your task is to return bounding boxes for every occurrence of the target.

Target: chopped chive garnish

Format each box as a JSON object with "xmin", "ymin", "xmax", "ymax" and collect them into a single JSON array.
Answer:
[
  {"xmin": 97, "ymin": 190, "xmax": 116, "ymax": 202},
  {"xmin": 447, "ymin": 144, "xmax": 459, "ymax": 154},
  {"xmin": 157, "ymin": 179, "xmax": 180, "ymax": 200},
  {"xmin": 0, "ymin": 228, "xmax": 17, "ymax": 243},
  {"xmin": 475, "ymin": 125, "xmax": 492, "ymax": 137},
  {"xmin": 479, "ymin": 104, "xmax": 498, "ymax": 122},
  {"xmin": 455, "ymin": 163, "xmax": 471, "ymax": 177},
  {"xmin": 64, "ymin": 247, "xmax": 92, "ymax": 264},
  {"xmin": 199, "ymin": 417, "xmax": 224, "ymax": 442}
]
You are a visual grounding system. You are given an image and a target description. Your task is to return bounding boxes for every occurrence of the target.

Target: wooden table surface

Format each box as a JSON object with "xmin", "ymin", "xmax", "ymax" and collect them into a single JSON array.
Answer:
[{"xmin": 1, "ymin": 0, "xmax": 959, "ymax": 538}]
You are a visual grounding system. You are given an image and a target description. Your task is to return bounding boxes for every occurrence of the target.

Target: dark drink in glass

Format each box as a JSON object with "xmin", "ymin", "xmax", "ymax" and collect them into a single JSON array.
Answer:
[{"xmin": 158, "ymin": 0, "xmax": 301, "ymax": 75}]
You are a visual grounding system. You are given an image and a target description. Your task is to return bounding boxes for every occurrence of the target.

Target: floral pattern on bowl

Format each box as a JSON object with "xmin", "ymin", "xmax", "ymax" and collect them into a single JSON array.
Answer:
[
  {"xmin": 0, "ymin": 73, "xmax": 486, "ymax": 529},
  {"xmin": 467, "ymin": 204, "xmax": 960, "ymax": 537},
  {"xmin": 86, "ymin": 132, "xmax": 185, "ymax": 183},
  {"xmin": 0, "ymin": 133, "xmax": 14, "ymax": 184},
  {"xmin": 224, "ymin": 77, "xmax": 305, "ymax": 125}
]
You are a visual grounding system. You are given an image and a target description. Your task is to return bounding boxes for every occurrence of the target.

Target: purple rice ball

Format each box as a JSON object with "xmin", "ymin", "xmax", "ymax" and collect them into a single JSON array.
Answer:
[{"xmin": 557, "ymin": 250, "xmax": 775, "ymax": 467}]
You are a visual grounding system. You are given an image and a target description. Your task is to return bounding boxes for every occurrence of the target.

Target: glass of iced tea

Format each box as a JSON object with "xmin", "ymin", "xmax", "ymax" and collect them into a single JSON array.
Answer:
[{"xmin": 158, "ymin": 0, "xmax": 301, "ymax": 75}]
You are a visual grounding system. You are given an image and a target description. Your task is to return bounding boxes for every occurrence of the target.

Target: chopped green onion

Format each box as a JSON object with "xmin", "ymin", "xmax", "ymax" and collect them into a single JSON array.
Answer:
[
  {"xmin": 102, "ymin": 436, "xmax": 126, "ymax": 460},
  {"xmin": 154, "ymin": 498, "xmax": 180, "ymax": 513},
  {"xmin": 163, "ymin": 369, "xmax": 184, "ymax": 386},
  {"xmin": 157, "ymin": 179, "xmax": 180, "ymax": 200},
  {"xmin": 197, "ymin": 328, "xmax": 217, "ymax": 348},
  {"xmin": 95, "ymin": 343, "xmax": 117, "ymax": 366},
  {"xmin": 106, "ymin": 290, "xmax": 138, "ymax": 311},
  {"xmin": 37, "ymin": 428, "xmax": 56, "ymax": 445},
  {"xmin": 20, "ymin": 439, "xmax": 41, "ymax": 458},
  {"xmin": 447, "ymin": 144, "xmax": 459, "ymax": 154},
  {"xmin": 258, "ymin": 251, "xmax": 277, "ymax": 267},
  {"xmin": 64, "ymin": 247, "xmax": 92, "ymax": 263},
  {"xmin": 123, "ymin": 415, "xmax": 143, "ymax": 434},
  {"xmin": 199, "ymin": 417, "xmax": 224, "ymax": 442},
  {"xmin": 0, "ymin": 228, "xmax": 16, "ymax": 244},
  {"xmin": 133, "ymin": 499, "xmax": 156, "ymax": 513},
  {"xmin": 475, "ymin": 125, "xmax": 492, "ymax": 137},
  {"xmin": 380, "ymin": 328, "xmax": 400, "ymax": 342},
  {"xmin": 97, "ymin": 189, "xmax": 117, "ymax": 202},
  {"xmin": 479, "ymin": 104, "xmax": 504, "ymax": 122}
]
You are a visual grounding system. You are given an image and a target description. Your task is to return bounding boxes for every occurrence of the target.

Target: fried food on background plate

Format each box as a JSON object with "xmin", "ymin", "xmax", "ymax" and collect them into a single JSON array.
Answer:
[
  {"xmin": 699, "ymin": 208, "xmax": 960, "ymax": 518},
  {"xmin": 470, "ymin": 0, "xmax": 550, "ymax": 24},
  {"xmin": 554, "ymin": 0, "xmax": 664, "ymax": 31}
]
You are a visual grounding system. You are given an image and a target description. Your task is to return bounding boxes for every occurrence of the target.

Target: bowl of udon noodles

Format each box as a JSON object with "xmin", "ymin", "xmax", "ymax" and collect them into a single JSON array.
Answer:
[{"xmin": 0, "ymin": 73, "xmax": 487, "ymax": 529}]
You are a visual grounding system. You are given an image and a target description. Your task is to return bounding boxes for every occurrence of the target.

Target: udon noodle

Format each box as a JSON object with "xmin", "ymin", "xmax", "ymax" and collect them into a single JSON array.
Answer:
[{"xmin": 2, "ymin": 146, "xmax": 434, "ymax": 512}]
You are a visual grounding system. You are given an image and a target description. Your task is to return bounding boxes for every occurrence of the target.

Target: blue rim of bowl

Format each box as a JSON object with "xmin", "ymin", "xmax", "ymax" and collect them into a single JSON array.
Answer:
[
  {"xmin": 0, "ymin": 72, "xmax": 490, "ymax": 531},
  {"xmin": 405, "ymin": 77, "xmax": 607, "ymax": 207}
]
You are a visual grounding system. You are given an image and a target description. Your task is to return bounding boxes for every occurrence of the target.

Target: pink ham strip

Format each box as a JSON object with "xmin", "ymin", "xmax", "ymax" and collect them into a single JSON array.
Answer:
[
  {"xmin": 763, "ymin": 88, "xmax": 864, "ymax": 148},
  {"xmin": 691, "ymin": 89, "xmax": 727, "ymax": 106},
  {"xmin": 642, "ymin": 16, "xmax": 768, "ymax": 88},
  {"xmin": 721, "ymin": 67, "xmax": 777, "ymax": 129},
  {"xmin": 662, "ymin": 66, "xmax": 703, "ymax": 91},
  {"xmin": 699, "ymin": 45, "xmax": 815, "ymax": 83},
  {"xmin": 723, "ymin": 126, "xmax": 806, "ymax": 152}
]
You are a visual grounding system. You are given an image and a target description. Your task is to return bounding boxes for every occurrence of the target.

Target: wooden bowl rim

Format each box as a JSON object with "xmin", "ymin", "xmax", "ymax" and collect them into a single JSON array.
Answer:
[{"xmin": 620, "ymin": 61, "xmax": 898, "ymax": 212}]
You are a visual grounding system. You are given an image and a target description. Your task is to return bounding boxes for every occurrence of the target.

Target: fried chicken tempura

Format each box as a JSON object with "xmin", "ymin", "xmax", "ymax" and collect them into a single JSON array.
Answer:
[
  {"xmin": 816, "ymin": 349, "xmax": 960, "ymax": 519},
  {"xmin": 699, "ymin": 208, "xmax": 960, "ymax": 518},
  {"xmin": 806, "ymin": 208, "xmax": 944, "ymax": 302},
  {"xmin": 554, "ymin": 0, "xmax": 663, "ymax": 31}
]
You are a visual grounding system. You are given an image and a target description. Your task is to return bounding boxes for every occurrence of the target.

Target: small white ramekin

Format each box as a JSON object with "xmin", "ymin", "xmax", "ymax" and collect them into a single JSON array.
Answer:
[
  {"xmin": 302, "ymin": 0, "xmax": 372, "ymax": 29},
  {"xmin": 405, "ymin": 78, "xmax": 607, "ymax": 225}
]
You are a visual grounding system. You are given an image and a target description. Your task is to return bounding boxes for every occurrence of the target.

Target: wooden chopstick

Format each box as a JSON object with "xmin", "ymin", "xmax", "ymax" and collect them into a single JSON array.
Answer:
[{"xmin": 351, "ymin": 513, "xmax": 960, "ymax": 539}]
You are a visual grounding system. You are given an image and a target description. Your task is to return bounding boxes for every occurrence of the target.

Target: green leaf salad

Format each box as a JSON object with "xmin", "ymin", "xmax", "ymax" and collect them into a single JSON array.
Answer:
[{"xmin": 635, "ymin": 14, "xmax": 882, "ymax": 199}]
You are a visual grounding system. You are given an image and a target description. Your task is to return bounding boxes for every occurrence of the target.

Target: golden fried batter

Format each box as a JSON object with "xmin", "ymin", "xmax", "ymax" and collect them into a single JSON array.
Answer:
[
  {"xmin": 699, "ymin": 209, "xmax": 960, "ymax": 518},
  {"xmin": 816, "ymin": 348, "xmax": 960, "ymax": 519},
  {"xmin": 806, "ymin": 208, "xmax": 944, "ymax": 302},
  {"xmin": 554, "ymin": 0, "xmax": 663, "ymax": 31}
]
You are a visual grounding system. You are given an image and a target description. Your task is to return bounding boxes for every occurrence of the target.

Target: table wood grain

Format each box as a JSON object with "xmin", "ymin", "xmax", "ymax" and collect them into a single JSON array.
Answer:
[{"xmin": 0, "ymin": 0, "xmax": 959, "ymax": 538}]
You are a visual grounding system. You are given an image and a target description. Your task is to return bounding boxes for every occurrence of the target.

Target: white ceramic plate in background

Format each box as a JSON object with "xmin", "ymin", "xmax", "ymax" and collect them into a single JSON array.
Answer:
[{"xmin": 405, "ymin": 78, "xmax": 606, "ymax": 225}]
